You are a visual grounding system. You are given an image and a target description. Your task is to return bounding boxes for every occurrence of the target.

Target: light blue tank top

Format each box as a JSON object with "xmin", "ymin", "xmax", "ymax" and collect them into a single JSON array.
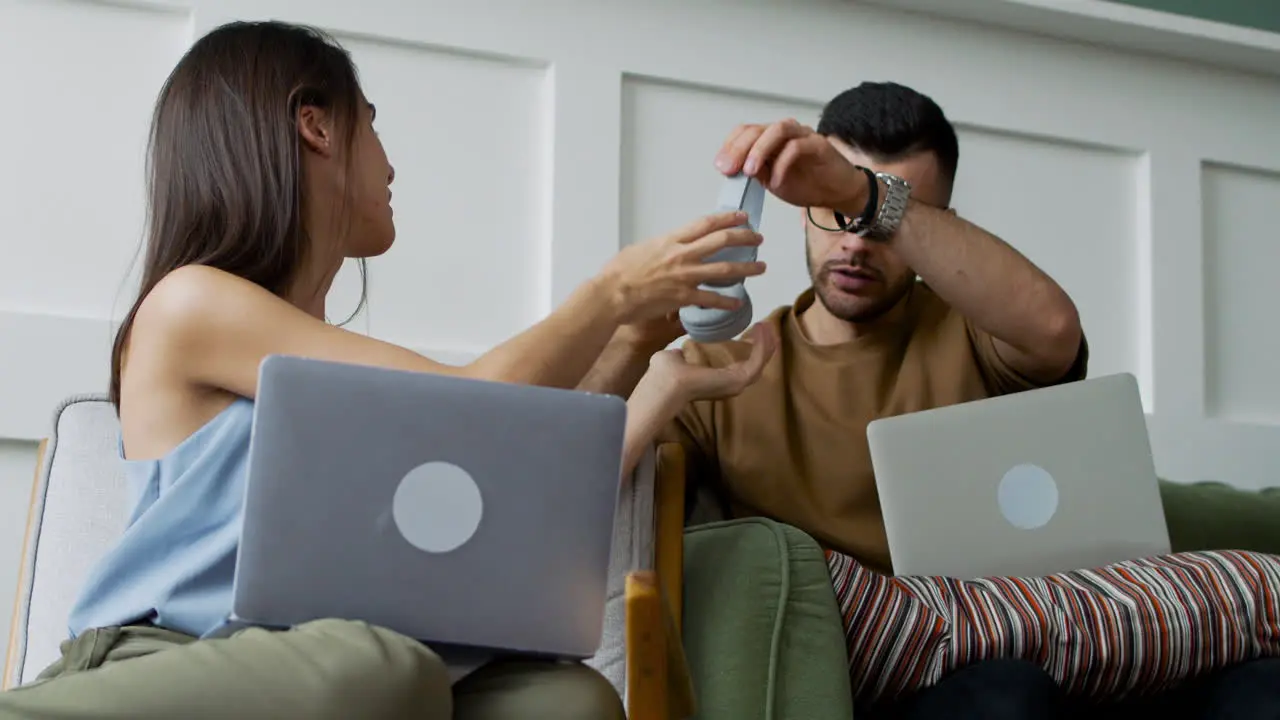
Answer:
[{"xmin": 67, "ymin": 399, "xmax": 254, "ymax": 639}]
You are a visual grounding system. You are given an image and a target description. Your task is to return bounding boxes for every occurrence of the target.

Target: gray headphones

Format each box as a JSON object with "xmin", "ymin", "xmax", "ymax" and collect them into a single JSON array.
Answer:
[{"xmin": 679, "ymin": 173, "xmax": 765, "ymax": 343}]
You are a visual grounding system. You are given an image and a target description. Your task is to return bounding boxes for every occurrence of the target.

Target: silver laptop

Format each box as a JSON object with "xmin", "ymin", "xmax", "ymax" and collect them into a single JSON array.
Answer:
[
  {"xmin": 867, "ymin": 373, "xmax": 1170, "ymax": 579},
  {"xmin": 223, "ymin": 354, "xmax": 625, "ymax": 663}
]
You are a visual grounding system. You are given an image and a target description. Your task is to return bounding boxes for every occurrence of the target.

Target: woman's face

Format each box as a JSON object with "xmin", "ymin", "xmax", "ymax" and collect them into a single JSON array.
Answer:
[
  {"xmin": 343, "ymin": 101, "xmax": 396, "ymax": 258},
  {"xmin": 300, "ymin": 97, "xmax": 397, "ymax": 260}
]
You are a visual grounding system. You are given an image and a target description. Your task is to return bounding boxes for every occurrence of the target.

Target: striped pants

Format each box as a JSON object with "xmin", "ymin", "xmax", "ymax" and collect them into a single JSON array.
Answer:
[{"xmin": 825, "ymin": 549, "xmax": 1280, "ymax": 714}]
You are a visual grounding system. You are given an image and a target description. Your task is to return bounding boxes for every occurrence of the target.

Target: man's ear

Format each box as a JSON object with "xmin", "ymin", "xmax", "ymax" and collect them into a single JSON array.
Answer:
[{"xmin": 297, "ymin": 105, "xmax": 334, "ymax": 157}]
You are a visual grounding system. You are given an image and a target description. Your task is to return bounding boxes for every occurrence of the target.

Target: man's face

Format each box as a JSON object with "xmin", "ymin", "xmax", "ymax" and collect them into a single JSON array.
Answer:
[{"xmin": 803, "ymin": 141, "xmax": 952, "ymax": 323}]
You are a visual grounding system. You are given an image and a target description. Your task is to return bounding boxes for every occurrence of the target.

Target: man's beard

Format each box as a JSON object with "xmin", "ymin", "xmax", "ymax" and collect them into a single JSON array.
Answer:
[{"xmin": 810, "ymin": 262, "xmax": 914, "ymax": 324}]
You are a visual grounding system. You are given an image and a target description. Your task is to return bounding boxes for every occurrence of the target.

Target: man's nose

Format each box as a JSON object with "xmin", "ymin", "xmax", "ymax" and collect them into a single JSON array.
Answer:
[{"xmin": 835, "ymin": 228, "xmax": 877, "ymax": 255}]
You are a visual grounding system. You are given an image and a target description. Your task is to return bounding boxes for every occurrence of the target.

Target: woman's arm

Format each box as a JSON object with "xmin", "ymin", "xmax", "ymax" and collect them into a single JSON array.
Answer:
[
  {"xmin": 138, "ymin": 211, "xmax": 764, "ymax": 400},
  {"xmin": 577, "ymin": 314, "xmax": 683, "ymax": 399},
  {"xmin": 135, "ymin": 266, "xmax": 617, "ymax": 399}
]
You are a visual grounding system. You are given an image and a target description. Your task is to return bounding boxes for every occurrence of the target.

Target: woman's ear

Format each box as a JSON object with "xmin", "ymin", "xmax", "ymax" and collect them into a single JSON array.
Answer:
[{"xmin": 297, "ymin": 105, "xmax": 334, "ymax": 157}]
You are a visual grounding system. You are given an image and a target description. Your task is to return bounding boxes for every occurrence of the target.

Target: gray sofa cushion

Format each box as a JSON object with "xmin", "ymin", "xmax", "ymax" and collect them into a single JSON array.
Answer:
[
  {"xmin": 6, "ymin": 395, "xmax": 130, "ymax": 688},
  {"xmin": 5, "ymin": 395, "xmax": 650, "ymax": 702},
  {"xmin": 584, "ymin": 448, "xmax": 655, "ymax": 706}
]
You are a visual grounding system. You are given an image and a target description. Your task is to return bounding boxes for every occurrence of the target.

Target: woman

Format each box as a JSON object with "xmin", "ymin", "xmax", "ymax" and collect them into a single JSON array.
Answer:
[{"xmin": 0, "ymin": 20, "xmax": 777, "ymax": 720}]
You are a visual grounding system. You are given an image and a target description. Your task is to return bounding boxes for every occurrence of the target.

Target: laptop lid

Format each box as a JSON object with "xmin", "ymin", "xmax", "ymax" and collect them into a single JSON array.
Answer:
[
  {"xmin": 232, "ymin": 355, "xmax": 626, "ymax": 658},
  {"xmin": 867, "ymin": 373, "xmax": 1170, "ymax": 580}
]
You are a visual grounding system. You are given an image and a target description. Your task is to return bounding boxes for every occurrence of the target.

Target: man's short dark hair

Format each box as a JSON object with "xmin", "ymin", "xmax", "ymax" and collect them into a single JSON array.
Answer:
[{"xmin": 816, "ymin": 81, "xmax": 959, "ymax": 191}]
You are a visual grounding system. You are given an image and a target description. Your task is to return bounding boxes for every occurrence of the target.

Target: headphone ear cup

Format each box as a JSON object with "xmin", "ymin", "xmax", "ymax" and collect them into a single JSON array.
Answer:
[{"xmin": 680, "ymin": 283, "xmax": 753, "ymax": 343}]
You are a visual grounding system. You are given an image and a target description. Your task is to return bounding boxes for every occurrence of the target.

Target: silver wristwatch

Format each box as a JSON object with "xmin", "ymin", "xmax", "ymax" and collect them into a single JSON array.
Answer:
[{"xmin": 860, "ymin": 171, "xmax": 912, "ymax": 240}]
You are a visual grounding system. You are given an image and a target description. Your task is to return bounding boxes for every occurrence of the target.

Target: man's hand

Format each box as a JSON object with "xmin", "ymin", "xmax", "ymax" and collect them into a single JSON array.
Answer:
[
  {"xmin": 714, "ymin": 119, "xmax": 868, "ymax": 214},
  {"xmin": 647, "ymin": 323, "xmax": 778, "ymax": 404},
  {"xmin": 618, "ymin": 323, "xmax": 777, "ymax": 478}
]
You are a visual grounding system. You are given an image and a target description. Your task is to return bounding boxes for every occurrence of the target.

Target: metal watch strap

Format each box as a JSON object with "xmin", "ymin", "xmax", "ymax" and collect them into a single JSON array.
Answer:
[{"xmin": 862, "ymin": 171, "xmax": 911, "ymax": 240}]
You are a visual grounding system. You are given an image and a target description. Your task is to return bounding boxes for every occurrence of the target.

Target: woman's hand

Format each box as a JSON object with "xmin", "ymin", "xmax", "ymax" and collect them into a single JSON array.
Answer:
[
  {"xmin": 615, "ymin": 311, "xmax": 686, "ymax": 354},
  {"xmin": 599, "ymin": 211, "xmax": 767, "ymax": 325}
]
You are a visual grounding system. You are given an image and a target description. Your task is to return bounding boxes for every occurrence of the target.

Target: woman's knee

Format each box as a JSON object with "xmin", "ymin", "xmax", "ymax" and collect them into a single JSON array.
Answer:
[
  {"xmin": 289, "ymin": 619, "xmax": 452, "ymax": 716},
  {"xmin": 453, "ymin": 660, "xmax": 624, "ymax": 720},
  {"xmin": 546, "ymin": 664, "xmax": 625, "ymax": 720},
  {"xmin": 0, "ymin": 620, "xmax": 453, "ymax": 720}
]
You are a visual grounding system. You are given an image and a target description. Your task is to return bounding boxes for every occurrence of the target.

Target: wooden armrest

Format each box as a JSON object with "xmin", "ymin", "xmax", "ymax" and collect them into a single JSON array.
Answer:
[
  {"xmin": 4, "ymin": 439, "xmax": 47, "ymax": 691},
  {"xmin": 654, "ymin": 443, "xmax": 686, "ymax": 633},
  {"xmin": 625, "ymin": 572, "xmax": 695, "ymax": 720},
  {"xmin": 624, "ymin": 443, "xmax": 692, "ymax": 719}
]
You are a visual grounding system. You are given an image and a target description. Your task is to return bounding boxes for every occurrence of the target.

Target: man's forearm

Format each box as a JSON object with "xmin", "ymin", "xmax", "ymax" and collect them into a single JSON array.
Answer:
[
  {"xmin": 576, "ymin": 330, "xmax": 659, "ymax": 398},
  {"xmin": 839, "ymin": 190, "xmax": 1082, "ymax": 381}
]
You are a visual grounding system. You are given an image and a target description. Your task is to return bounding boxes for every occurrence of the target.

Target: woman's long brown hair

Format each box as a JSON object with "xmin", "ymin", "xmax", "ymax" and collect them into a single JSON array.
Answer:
[{"xmin": 110, "ymin": 21, "xmax": 368, "ymax": 408}]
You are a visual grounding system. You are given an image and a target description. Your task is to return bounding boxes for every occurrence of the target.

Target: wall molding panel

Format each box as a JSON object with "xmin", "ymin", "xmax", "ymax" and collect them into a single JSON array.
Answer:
[{"xmin": 2, "ymin": 0, "xmax": 1279, "ymax": 487}]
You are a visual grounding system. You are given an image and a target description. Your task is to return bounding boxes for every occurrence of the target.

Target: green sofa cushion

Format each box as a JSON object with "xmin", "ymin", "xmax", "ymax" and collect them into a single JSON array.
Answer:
[
  {"xmin": 1162, "ymin": 479, "xmax": 1280, "ymax": 554},
  {"xmin": 681, "ymin": 518, "xmax": 853, "ymax": 720}
]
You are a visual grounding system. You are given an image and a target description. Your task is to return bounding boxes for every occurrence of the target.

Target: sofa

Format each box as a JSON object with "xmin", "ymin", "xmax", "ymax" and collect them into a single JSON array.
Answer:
[
  {"xmin": 13, "ymin": 395, "xmax": 1272, "ymax": 719},
  {"xmin": 3, "ymin": 395, "xmax": 854, "ymax": 720},
  {"xmin": 664, "ymin": 448, "xmax": 1280, "ymax": 719},
  {"xmin": 672, "ymin": 460, "xmax": 1280, "ymax": 717}
]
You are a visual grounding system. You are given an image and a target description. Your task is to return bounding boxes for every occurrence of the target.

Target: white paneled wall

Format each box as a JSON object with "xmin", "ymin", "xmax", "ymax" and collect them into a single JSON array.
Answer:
[
  {"xmin": 329, "ymin": 36, "xmax": 552, "ymax": 349},
  {"xmin": 1202, "ymin": 163, "xmax": 1280, "ymax": 426},
  {"xmin": 2, "ymin": 0, "xmax": 1280, "ymax": 653}
]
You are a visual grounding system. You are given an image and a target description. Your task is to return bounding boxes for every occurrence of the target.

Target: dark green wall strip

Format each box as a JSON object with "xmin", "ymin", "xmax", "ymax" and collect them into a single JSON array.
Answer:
[{"xmin": 1105, "ymin": 0, "xmax": 1280, "ymax": 35}]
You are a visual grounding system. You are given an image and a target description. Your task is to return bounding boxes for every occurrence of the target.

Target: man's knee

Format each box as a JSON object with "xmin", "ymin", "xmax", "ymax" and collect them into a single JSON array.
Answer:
[
  {"xmin": 907, "ymin": 659, "xmax": 1062, "ymax": 720},
  {"xmin": 978, "ymin": 659, "xmax": 1059, "ymax": 698},
  {"xmin": 1203, "ymin": 657, "xmax": 1280, "ymax": 718}
]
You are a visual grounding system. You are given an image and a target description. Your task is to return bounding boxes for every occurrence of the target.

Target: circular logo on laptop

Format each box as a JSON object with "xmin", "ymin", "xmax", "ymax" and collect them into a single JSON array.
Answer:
[
  {"xmin": 997, "ymin": 463, "xmax": 1058, "ymax": 530},
  {"xmin": 392, "ymin": 461, "xmax": 484, "ymax": 553}
]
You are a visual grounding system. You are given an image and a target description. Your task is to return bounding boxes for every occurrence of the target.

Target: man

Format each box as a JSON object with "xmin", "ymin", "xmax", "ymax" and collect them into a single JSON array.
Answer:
[
  {"xmin": 668, "ymin": 82, "xmax": 1086, "ymax": 577},
  {"xmin": 674, "ymin": 80, "xmax": 1091, "ymax": 720},
  {"xmin": 579, "ymin": 81, "xmax": 1084, "ymax": 716},
  {"xmin": 584, "ymin": 82, "xmax": 1280, "ymax": 719}
]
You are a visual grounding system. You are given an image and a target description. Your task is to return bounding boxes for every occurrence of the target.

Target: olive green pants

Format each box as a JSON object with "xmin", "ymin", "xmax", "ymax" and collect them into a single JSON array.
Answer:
[{"xmin": 0, "ymin": 619, "xmax": 623, "ymax": 719}]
